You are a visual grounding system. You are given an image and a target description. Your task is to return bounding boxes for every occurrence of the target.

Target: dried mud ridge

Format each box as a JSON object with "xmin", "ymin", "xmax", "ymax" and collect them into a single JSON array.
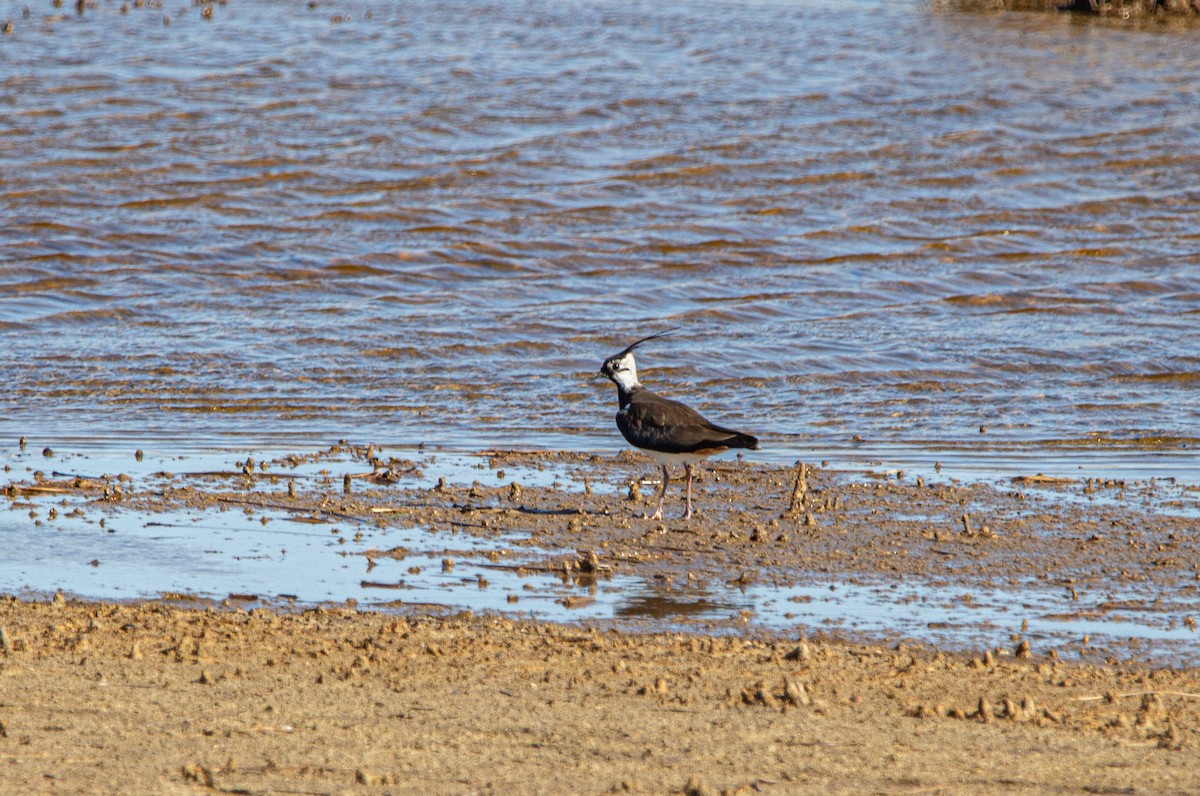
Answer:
[{"xmin": 949, "ymin": 0, "xmax": 1200, "ymax": 17}]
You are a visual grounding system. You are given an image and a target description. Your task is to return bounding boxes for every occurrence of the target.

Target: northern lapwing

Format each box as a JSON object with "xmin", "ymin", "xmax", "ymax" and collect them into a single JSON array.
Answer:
[{"xmin": 600, "ymin": 329, "xmax": 759, "ymax": 520}]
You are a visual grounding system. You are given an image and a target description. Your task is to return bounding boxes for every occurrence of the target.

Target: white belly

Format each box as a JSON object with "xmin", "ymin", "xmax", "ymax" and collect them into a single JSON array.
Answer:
[{"xmin": 639, "ymin": 447, "xmax": 723, "ymax": 466}]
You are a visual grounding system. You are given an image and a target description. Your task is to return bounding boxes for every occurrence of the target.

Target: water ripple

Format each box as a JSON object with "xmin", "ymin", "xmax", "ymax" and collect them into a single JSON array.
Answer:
[{"xmin": 1, "ymin": 0, "xmax": 1199, "ymax": 461}]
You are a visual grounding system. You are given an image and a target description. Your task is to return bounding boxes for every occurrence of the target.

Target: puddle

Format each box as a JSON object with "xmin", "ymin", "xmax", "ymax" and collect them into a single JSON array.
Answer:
[
  {"xmin": 3, "ymin": 442, "xmax": 1199, "ymax": 667},
  {"xmin": 775, "ymin": 442, "xmax": 1200, "ymax": 484},
  {"xmin": 741, "ymin": 580, "xmax": 1200, "ymax": 665}
]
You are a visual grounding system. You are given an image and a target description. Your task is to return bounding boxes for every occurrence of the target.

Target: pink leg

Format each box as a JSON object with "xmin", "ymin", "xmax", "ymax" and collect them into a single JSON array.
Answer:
[
  {"xmin": 647, "ymin": 464, "xmax": 669, "ymax": 520},
  {"xmin": 681, "ymin": 463, "xmax": 694, "ymax": 520}
]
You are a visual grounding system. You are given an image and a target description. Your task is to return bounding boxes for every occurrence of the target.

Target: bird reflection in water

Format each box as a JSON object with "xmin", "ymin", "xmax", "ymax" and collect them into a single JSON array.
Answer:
[{"xmin": 615, "ymin": 585, "xmax": 748, "ymax": 620}]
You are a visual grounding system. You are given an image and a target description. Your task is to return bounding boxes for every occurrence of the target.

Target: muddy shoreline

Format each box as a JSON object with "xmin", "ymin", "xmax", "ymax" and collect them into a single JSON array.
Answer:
[
  {"xmin": 3, "ymin": 445, "xmax": 1200, "ymax": 792},
  {"xmin": 4, "ymin": 444, "xmax": 1200, "ymax": 665}
]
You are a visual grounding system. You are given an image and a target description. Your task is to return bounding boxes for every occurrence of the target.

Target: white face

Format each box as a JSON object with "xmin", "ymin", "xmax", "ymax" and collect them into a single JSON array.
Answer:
[{"xmin": 604, "ymin": 352, "xmax": 640, "ymax": 391}]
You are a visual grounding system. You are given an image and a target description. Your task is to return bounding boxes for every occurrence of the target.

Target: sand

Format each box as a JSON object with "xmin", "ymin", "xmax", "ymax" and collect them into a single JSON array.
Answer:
[{"xmin": 1, "ymin": 598, "xmax": 1199, "ymax": 795}]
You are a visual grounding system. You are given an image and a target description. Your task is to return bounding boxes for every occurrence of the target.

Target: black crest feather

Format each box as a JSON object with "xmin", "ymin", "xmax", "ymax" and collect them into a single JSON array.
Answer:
[{"xmin": 616, "ymin": 327, "xmax": 679, "ymax": 358}]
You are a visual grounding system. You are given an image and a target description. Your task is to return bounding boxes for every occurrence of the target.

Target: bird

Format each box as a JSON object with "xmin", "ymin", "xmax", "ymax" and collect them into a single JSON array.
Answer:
[{"xmin": 599, "ymin": 329, "xmax": 759, "ymax": 520}]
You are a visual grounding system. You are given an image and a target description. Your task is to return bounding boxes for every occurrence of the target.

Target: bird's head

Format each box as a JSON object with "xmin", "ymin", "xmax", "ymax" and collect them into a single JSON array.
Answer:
[
  {"xmin": 599, "ymin": 328, "xmax": 678, "ymax": 392},
  {"xmin": 600, "ymin": 350, "xmax": 639, "ymax": 391}
]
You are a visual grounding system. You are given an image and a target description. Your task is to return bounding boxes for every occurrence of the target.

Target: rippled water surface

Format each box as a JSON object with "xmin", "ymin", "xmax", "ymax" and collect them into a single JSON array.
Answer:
[{"xmin": 3, "ymin": 0, "xmax": 1200, "ymax": 465}]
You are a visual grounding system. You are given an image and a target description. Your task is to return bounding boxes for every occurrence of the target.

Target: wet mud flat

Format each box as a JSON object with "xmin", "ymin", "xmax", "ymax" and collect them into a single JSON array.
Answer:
[
  {"xmin": 3, "ymin": 443, "xmax": 1200, "ymax": 665},
  {"xmin": 2, "ymin": 444, "xmax": 1200, "ymax": 792}
]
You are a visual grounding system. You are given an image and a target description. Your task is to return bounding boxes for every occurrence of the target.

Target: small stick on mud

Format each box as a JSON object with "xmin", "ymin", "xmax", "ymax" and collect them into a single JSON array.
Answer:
[
  {"xmin": 1072, "ymin": 690, "xmax": 1200, "ymax": 702},
  {"xmin": 9, "ymin": 484, "xmax": 75, "ymax": 494},
  {"xmin": 788, "ymin": 461, "xmax": 807, "ymax": 513},
  {"xmin": 215, "ymin": 496, "xmax": 366, "ymax": 524},
  {"xmin": 51, "ymin": 470, "xmax": 104, "ymax": 481},
  {"xmin": 475, "ymin": 562, "xmax": 579, "ymax": 575}
]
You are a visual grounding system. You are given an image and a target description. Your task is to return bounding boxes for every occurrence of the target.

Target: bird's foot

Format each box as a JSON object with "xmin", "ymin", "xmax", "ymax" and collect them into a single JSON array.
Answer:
[{"xmin": 644, "ymin": 508, "xmax": 664, "ymax": 521}]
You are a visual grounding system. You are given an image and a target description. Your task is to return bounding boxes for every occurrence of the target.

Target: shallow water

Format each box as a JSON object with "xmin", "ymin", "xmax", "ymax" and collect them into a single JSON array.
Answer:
[{"xmin": 2, "ymin": 0, "xmax": 1200, "ymax": 465}]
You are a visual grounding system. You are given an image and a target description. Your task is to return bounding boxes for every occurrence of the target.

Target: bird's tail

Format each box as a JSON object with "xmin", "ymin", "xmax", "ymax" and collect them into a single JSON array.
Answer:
[
  {"xmin": 729, "ymin": 432, "xmax": 758, "ymax": 451},
  {"xmin": 725, "ymin": 431, "xmax": 759, "ymax": 450}
]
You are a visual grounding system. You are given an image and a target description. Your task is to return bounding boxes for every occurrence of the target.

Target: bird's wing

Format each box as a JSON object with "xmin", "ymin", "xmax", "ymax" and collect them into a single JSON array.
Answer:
[{"xmin": 619, "ymin": 392, "xmax": 757, "ymax": 453}]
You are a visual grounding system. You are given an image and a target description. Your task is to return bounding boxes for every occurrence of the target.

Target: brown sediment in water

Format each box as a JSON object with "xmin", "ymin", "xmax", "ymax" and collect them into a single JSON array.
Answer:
[{"xmin": 2, "ymin": 447, "xmax": 1200, "ymax": 792}]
